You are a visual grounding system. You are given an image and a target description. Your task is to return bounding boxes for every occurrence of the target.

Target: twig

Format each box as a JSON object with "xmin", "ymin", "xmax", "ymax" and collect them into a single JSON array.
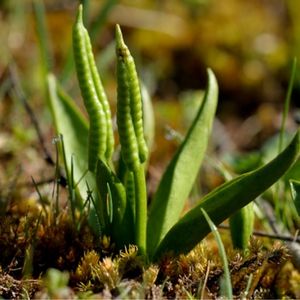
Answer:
[
  {"xmin": 257, "ymin": 199, "xmax": 300, "ymax": 269},
  {"xmin": 7, "ymin": 64, "xmax": 67, "ymax": 188},
  {"xmin": 16, "ymin": 176, "xmax": 67, "ymax": 188},
  {"xmin": 218, "ymin": 224, "xmax": 300, "ymax": 243},
  {"xmin": 1, "ymin": 166, "xmax": 22, "ymax": 211},
  {"xmin": 8, "ymin": 64, "xmax": 54, "ymax": 165}
]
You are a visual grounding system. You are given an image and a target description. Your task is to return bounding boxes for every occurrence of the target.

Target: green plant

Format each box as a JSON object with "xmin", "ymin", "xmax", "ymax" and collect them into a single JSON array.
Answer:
[
  {"xmin": 228, "ymin": 58, "xmax": 298, "ymax": 250},
  {"xmin": 47, "ymin": 5, "xmax": 300, "ymax": 262},
  {"xmin": 229, "ymin": 202, "xmax": 254, "ymax": 250},
  {"xmin": 36, "ymin": 268, "xmax": 73, "ymax": 299}
]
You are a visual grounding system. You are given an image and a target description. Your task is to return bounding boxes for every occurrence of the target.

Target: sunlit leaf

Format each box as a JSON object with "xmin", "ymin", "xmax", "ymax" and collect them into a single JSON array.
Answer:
[
  {"xmin": 47, "ymin": 74, "xmax": 100, "ymax": 219},
  {"xmin": 147, "ymin": 69, "xmax": 218, "ymax": 256},
  {"xmin": 153, "ymin": 131, "xmax": 299, "ymax": 259}
]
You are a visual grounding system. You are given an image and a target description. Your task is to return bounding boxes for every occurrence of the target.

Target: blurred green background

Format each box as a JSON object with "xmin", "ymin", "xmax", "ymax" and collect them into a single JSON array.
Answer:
[{"xmin": 0, "ymin": 0, "xmax": 299, "ymax": 188}]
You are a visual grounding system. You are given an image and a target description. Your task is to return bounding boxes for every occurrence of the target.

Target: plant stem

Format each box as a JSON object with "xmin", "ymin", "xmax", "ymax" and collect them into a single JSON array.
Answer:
[
  {"xmin": 278, "ymin": 57, "xmax": 297, "ymax": 153},
  {"xmin": 275, "ymin": 57, "xmax": 297, "ymax": 218},
  {"xmin": 133, "ymin": 164, "xmax": 147, "ymax": 256}
]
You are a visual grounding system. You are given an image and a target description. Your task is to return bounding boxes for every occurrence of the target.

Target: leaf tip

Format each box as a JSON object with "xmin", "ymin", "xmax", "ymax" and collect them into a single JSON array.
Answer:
[{"xmin": 206, "ymin": 68, "xmax": 218, "ymax": 88}]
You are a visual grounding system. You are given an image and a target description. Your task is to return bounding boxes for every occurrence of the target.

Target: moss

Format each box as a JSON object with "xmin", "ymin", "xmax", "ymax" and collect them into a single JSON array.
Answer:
[{"xmin": 1, "ymin": 201, "xmax": 300, "ymax": 299}]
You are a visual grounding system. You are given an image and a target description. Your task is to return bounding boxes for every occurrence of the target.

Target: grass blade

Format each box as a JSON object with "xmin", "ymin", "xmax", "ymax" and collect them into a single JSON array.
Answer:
[
  {"xmin": 147, "ymin": 69, "xmax": 218, "ymax": 256},
  {"xmin": 290, "ymin": 179, "xmax": 300, "ymax": 216},
  {"xmin": 275, "ymin": 58, "xmax": 297, "ymax": 218},
  {"xmin": 32, "ymin": 0, "xmax": 53, "ymax": 81},
  {"xmin": 278, "ymin": 58, "xmax": 297, "ymax": 152},
  {"xmin": 90, "ymin": 0, "xmax": 118, "ymax": 40},
  {"xmin": 154, "ymin": 130, "xmax": 299, "ymax": 259},
  {"xmin": 201, "ymin": 209, "xmax": 232, "ymax": 299},
  {"xmin": 242, "ymin": 273, "xmax": 253, "ymax": 300}
]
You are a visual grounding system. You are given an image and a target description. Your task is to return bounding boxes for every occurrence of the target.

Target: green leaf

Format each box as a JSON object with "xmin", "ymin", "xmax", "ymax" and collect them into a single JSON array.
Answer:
[
  {"xmin": 96, "ymin": 160, "xmax": 134, "ymax": 248},
  {"xmin": 153, "ymin": 131, "xmax": 299, "ymax": 259},
  {"xmin": 147, "ymin": 69, "xmax": 218, "ymax": 256},
  {"xmin": 261, "ymin": 132, "xmax": 300, "ymax": 182},
  {"xmin": 290, "ymin": 179, "xmax": 300, "ymax": 216},
  {"xmin": 141, "ymin": 83, "xmax": 155, "ymax": 153},
  {"xmin": 47, "ymin": 74, "xmax": 99, "ymax": 215},
  {"xmin": 32, "ymin": 0, "xmax": 53, "ymax": 80},
  {"xmin": 229, "ymin": 203, "xmax": 254, "ymax": 249}
]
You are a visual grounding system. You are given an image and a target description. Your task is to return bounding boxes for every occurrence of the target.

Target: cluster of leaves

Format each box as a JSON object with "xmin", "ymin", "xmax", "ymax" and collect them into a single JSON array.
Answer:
[
  {"xmin": 1, "ymin": 2, "xmax": 300, "ymax": 299},
  {"xmin": 46, "ymin": 5, "xmax": 300, "ymax": 265}
]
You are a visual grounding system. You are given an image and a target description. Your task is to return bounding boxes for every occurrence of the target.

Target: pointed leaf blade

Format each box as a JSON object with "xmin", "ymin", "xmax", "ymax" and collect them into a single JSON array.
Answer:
[
  {"xmin": 47, "ymin": 74, "xmax": 96, "ymax": 205},
  {"xmin": 147, "ymin": 69, "xmax": 218, "ymax": 255},
  {"xmin": 154, "ymin": 131, "xmax": 299, "ymax": 259}
]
